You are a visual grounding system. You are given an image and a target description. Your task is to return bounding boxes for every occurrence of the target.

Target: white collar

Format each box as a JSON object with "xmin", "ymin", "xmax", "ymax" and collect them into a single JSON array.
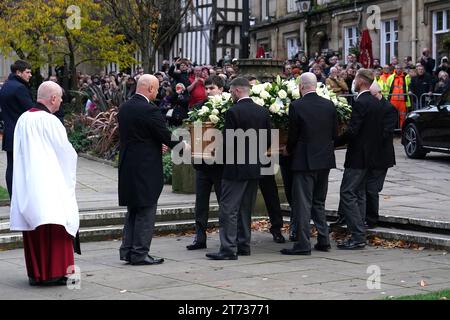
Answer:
[
  {"xmin": 238, "ymin": 96, "xmax": 251, "ymax": 103},
  {"xmin": 136, "ymin": 93, "xmax": 150, "ymax": 103},
  {"xmin": 356, "ymin": 90, "xmax": 370, "ymax": 100}
]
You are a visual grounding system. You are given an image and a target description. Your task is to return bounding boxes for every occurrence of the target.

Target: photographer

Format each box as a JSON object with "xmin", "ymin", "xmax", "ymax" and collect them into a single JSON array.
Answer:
[{"xmin": 168, "ymin": 57, "xmax": 191, "ymax": 88}]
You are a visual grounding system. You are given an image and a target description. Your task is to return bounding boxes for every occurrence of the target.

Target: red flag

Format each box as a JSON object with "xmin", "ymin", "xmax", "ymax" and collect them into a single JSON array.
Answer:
[{"xmin": 359, "ymin": 29, "xmax": 373, "ymax": 68}]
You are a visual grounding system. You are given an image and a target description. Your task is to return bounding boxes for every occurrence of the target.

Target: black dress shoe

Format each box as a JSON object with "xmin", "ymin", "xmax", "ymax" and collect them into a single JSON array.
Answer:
[
  {"xmin": 314, "ymin": 243, "xmax": 331, "ymax": 252},
  {"xmin": 280, "ymin": 248, "xmax": 311, "ymax": 255},
  {"xmin": 330, "ymin": 216, "xmax": 346, "ymax": 227},
  {"xmin": 186, "ymin": 242, "xmax": 207, "ymax": 250},
  {"xmin": 364, "ymin": 222, "xmax": 378, "ymax": 229},
  {"xmin": 205, "ymin": 252, "xmax": 238, "ymax": 260},
  {"xmin": 237, "ymin": 249, "xmax": 251, "ymax": 256},
  {"xmin": 337, "ymin": 239, "xmax": 366, "ymax": 250},
  {"xmin": 271, "ymin": 231, "xmax": 286, "ymax": 243},
  {"xmin": 131, "ymin": 255, "xmax": 164, "ymax": 265}
]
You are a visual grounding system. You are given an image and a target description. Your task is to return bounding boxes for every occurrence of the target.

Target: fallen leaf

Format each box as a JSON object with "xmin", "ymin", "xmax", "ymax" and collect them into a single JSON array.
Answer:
[{"xmin": 419, "ymin": 280, "xmax": 428, "ymax": 287}]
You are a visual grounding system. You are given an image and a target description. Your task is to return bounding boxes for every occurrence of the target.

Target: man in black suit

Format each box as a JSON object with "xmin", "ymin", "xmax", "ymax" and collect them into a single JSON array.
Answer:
[
  {"xmin": 187, "ymin": 76, "xmax": 225, "ymax": 250},
  {"xmin": 118, "ymin": 74, "xmax": 185, "ymax": 265},
  {"xmin": 280, "ymin": 72, "xmax": 337, "ymax": 255},
  {"xmin": 364, "ymin": 81, "xmax": 397, "ymax": 228},
  {"xmin": 420, "ymin": 48, "xmax": 435, "ymax": 76},
  {"xmin": 206, "ymin": 77, "xmax": 272, "ymax": 260},
  {"xmin": 335, "ymin": 69, "xmax": 384, "ymax": 250},
  {"xmin": 0, "ymin": 60, "xmax": 33, "ymax": 197}
]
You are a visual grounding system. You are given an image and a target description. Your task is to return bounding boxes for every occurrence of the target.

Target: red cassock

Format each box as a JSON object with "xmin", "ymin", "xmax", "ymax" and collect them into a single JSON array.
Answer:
[{"xmin": 22, "ymin": 224, "xmax": 74, "ymax": 283}]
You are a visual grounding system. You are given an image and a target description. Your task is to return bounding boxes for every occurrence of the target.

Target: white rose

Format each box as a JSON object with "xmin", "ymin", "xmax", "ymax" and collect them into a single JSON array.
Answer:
[
  {"xmin": 264, "ymin": 82, "xmax": 272, "ymax": 91},
  {"xmin": 210, "ymin": 95, "xmax": 222, "ymax": 105},
  {"xmin": 260, "ymin": 90, "xmax": 271, "ymax": 100},
  {"xmin": 292, "ymin": 89, "xmax": 300, "ymax": 99},
  {"xmin": 211, "ymin": 108, "xmax": 219, "ymax": 115},
  {"xmin": 269, "ymin": 103, "xmax": 280, "ymax": 114},
  {"xmin": 278, "ymin": 89, "xmax": 287, "ymax": 99},
  {"xmin": 222, "ymin": 92, "xmax": 232, "ymax": 101},
  {"xmin": 252, "ymin": 97, "xmax": 265, "ymax": 106},
  {"xmin": 198, "ymin": 105, "xmax": 210, "ymax": 116},
  {"xmin": 251, "ymin": 84, "xmax": 263, "ymax": 95},
  {"xmin": 209, "ymin": 114, "xmax": 220, "ymax": 124}
]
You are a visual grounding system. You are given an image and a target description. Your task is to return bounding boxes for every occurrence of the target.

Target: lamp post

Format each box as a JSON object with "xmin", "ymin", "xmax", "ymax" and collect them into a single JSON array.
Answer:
[
  {"xmin": 296, "ymin": 0, "xmax": 311, "ymax": 58},
  {"xmin": 241, "ymin": 0, "xmax": 250, "ymax": 58}
]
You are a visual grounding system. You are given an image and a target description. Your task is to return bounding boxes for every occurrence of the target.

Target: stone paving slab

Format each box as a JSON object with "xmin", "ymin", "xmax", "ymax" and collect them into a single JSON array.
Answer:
[{"xmin": 0, "ymin": 231, "xmax": 448, "ymax": 300}]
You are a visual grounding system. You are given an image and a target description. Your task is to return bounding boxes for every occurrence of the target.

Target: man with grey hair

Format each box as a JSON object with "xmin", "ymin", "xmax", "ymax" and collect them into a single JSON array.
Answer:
[
  {"xmin": 335, "ymin": 69, "xmax": 384, "ymax": 249},
  {"xmin": 10, "ymin": 81, "xmax": 79, "ymax": 286},
  {"xmin": 281, "ymin": 72, "xmax": 337, "ymax": 255},
  {"xmin": 206, "ymin": 77, "xmax": 272, "ymax": 260}
]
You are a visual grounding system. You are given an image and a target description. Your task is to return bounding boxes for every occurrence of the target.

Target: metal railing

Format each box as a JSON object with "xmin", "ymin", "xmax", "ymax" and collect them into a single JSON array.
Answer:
[{"xmin": 419, "ymin": 93, "xmax": 442, "ymax": 110}]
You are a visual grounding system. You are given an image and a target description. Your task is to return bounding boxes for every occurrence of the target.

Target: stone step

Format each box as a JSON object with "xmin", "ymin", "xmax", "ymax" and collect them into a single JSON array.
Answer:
[
  {"xmin": 0, "ymin": 205, "xmax": 221, "ymax": 234},
  {"xmin": 367, "ymin": 227, "xmax": 450, "ymax": 251},
  {"xmin": 281, "ymin": 204, "xmax": 450, "ymax": 234},
  {"xmin": 0, "ymin": 218, "xmax": 222, "ymax": 251}
]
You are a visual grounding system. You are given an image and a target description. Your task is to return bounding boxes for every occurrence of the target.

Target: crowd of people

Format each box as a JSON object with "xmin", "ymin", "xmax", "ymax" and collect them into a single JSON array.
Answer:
[{"xmin": 0, "ymin": 45, "xmax": 444, "ymax": 284}]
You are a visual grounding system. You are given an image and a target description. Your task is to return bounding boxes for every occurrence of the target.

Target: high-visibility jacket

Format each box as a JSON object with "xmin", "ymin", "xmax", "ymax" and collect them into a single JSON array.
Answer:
[
  {"xmin": 386, "ymin": 72, "xmax": 411, "ymax": 108},
  {"xmin": 379, "ymin": 73, "xmax": 391, "ymax": 98}
]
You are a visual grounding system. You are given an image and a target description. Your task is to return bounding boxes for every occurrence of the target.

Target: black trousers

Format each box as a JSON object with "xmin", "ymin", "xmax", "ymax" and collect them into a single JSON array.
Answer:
[
  {"xmin": 339, "ymin": 168, "xmax": 368, "ymax": 243},
  {"xmin": 218, "ymin": 179, "xmax": 258, "ymax": 255},
  {"xmin": 291, "ymin": 170, "xmax": 330, "ymax": 251},
  {"xmin": 258, "ymin": 174, "xmax": 283, "ymax": 232},
  {"xmin": 194, "ymin": 169, "xmax": 222, "ymax": 244},
  {"xmin": 280, "ymin": 161, "xmax": 296, "ymax": 235},
  {"xmin": 120, "ymin": 204, "xmax": 157, "ymax": 263},
  {"xmin": 365, "ymin": 169, "xmax": 388, "ymax": 225},
  {"xmin": 6, "ymin": 151, "xmax": 13, "ymax": 198}
]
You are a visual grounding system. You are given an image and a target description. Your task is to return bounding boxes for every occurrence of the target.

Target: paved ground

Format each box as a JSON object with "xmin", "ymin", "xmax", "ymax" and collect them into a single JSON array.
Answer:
[
  {"xmin": 1, "ymin": 138, "xmax": 449, "ymax": 224},
  {"xmin": 0, "ymin": 231, "xmax": 448, "ymax": 300}
]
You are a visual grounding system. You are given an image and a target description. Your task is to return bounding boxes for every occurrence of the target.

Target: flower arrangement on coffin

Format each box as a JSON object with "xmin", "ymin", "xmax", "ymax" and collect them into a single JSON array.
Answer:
[
  {"xmin": 186, "ymin": 92, "xmax": 233, "ymax": 130},
  {"xmin": 250, "ymin": 75, "xmax": 300, "ymax": 131},
  {"xmin": 186, "ymin": 92, "xmax": 233, "ymax": 159},
  {"xmin": 316, "ymin": 82, "xmax": 352, "ymax": 132}
]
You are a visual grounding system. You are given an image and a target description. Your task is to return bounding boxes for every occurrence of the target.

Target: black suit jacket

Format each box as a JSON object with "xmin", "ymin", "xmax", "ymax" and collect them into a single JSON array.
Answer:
[
  {"xmin": 222, "ymin": 98, "xmax": 272, "ymax": 181},
  {"xmin": 378, "ymin": 97, "xmax": 397, "ymax": 169},
  {"xmin": 287, "ymin": 92, "xmax": 337, "ymax": 171},
  {"xmin": 118, "ymin": 94, "xmax": 180, "ymax": 207},
  {"xmin": 335, "ymin": 91, "xmax": 384, "ymax": 169},
  {"xmin": 0, "ymin": 74, "xmax": 34, "ymax": 152}
]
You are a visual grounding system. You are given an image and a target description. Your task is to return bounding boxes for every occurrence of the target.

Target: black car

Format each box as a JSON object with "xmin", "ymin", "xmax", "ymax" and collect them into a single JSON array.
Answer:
[{"xmin": 402, "ymin": 87, "xmax": 450, "ymax": 158}]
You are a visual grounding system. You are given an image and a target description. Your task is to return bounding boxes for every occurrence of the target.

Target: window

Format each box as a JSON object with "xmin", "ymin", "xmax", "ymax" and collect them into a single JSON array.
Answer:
[
  {"xmin": 380, "ymin": 19, "xmax": 398, "ymax": 65},
  {"xmin": 432, "ymin": 10, "xmax": 450, "ymax": 61},
  {"xmin": 286, "ymin": 38, "xmax": 298, "ymax": 59},
  {"xmin": 287, "ymin": 0, "xmax": 297, "ymax": 13},
  {"xmin": 343, "ymin": 26, "xmax": 359, "ymax": 58}
]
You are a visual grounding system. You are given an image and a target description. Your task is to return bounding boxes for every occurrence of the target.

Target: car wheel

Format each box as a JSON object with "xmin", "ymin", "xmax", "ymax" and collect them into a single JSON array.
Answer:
[{"xmin": 403, "ymin": 123, "xmax": 427, "ymax": 159}]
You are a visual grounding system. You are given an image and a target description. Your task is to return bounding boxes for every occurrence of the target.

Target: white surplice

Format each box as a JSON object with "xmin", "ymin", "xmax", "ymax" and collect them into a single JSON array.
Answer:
[{"xmin": 10, "ymin": 109, "xmax": 79, "ymax": 237}]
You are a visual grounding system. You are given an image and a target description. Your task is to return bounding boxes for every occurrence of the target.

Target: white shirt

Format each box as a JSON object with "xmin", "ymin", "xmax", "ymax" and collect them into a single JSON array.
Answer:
[
  {"xmin": 136, "ymin": 93, "xmax": 150, "ymax": 103},
  {"xmin": 238, "ymin": 96, "xmax": 251, "ymax": 103},
  {"xmin": 10, "ymin": 110, "xmax": 79, "ymax": 237},
  {"xmin": 356, "ymin": 90, "xmax": 370, "ymax": 100}
]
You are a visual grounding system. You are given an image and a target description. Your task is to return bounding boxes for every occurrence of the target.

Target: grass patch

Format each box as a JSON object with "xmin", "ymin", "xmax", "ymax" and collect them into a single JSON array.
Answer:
[
  {"xmin": 0, "ymin": 186, "xmax": 9, "ymax": 201},
  {"xmin": 387, "ymin": 289, "xmax": 450, "ymax": 300}
]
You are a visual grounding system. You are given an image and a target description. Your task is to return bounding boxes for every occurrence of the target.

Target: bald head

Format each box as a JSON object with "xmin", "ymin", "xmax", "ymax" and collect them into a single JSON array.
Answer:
[
  {"xmin": 136, "ymin": 74, "xmax": 159, "ymax": 101},
  {"xmin": 37, "ymin": 81, "xmax": 63, "ymax": 113},
  {"xmin": 300, "ymin": 72, "xmax": 317, "ymax": 95},
  {"xmin": 370, "ymin": 81, "xmax": 382, "ymax": 100}
]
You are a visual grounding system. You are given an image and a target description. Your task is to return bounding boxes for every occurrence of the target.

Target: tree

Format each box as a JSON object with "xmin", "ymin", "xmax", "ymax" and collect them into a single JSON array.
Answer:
[
  {"xmin": 103, "ymin": 0, "xmax": 193, "ymax": 73},
  {"xmin": 0, "ymin": 0, "xmax": 135, "ymax": 90}
]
